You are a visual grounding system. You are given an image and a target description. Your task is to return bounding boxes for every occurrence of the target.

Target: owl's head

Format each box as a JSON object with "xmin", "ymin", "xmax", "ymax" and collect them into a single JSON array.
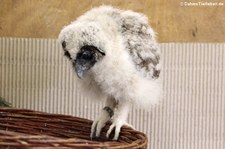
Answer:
[{"xmin": 58, "ymin": 22, "xmax": 107, "ymax": 78}]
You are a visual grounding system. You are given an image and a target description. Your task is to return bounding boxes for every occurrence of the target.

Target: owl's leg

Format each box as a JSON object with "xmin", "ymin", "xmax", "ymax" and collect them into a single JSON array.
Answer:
[
  {"xmin": 90, "ymin": 97, "xmax": 116, "ymax": 139},
  {"xmin": 106, "ymin": 101, "xmax": 131, "ymax": 140}
]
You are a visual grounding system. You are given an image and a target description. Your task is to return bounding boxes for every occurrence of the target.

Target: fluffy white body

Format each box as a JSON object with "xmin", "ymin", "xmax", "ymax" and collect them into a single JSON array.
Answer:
[{"xmin": 58, "ymin": 6, "xmax": 161, "ymax": 140}]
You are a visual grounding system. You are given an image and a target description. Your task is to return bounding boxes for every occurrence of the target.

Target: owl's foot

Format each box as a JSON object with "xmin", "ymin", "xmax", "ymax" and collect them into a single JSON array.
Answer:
[
  {"xmin": 90, "ymin": 107, "xmax": 112, "ymax": 139},
  {"xmin": 106, "ymin": 119, "xmax": 124, "ymax": 140},
  {"xmin": 106, "ymin": 119, "xmax": 134, "ymax": 140}
]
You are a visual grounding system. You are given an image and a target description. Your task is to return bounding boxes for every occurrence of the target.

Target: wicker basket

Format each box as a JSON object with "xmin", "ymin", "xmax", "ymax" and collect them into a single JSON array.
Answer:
[{"xmin": 0, "ymin": 107, "xmax": 148, "ymax": 148}]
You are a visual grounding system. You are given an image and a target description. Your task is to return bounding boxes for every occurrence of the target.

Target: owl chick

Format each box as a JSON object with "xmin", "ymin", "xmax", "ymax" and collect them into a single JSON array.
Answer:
[{"xmin": 58, "ymin": 6, "xmax": 161, "ymax": 140}]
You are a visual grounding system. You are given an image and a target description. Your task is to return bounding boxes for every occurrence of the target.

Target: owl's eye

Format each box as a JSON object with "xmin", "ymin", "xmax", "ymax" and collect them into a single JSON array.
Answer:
[
  {"xmin": 82, "ymin": 51, "xmax": 94, "ymax": 60},
  {"xmin": 64, "ymin": 51, "xmax": 71, "ymax": 59},
  {"xmin": 62, "ymin": 41, "xmax": 66, "ymax": 49}
]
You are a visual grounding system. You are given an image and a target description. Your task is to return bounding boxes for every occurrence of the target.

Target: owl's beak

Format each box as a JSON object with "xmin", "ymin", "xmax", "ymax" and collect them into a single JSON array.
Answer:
[
  {"xmin": 74, "ymin": 46, "xmax": 105, "ymax": 79},
  {"xmin": 74, "ymin": 53, "xmax": 96, "ymax": 79},
  {"xmin": 74, "ymin": 60, "xmax": 88, "ymax": 79}
]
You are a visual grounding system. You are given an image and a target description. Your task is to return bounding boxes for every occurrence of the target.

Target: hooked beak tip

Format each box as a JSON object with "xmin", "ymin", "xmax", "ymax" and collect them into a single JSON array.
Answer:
[
  {"xmin": 76, "ymin": 71, "xmax": 84, "ymax": 79},
  {"xmin": 74, "ymin": 60, "xmax": 86, "ymax": 79}
]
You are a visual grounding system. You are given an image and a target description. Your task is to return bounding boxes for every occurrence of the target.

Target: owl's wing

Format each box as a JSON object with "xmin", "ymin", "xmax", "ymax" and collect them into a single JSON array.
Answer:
[{"xmin": 120, "ymin": 10, "xmax": 160, "ymax": 79}]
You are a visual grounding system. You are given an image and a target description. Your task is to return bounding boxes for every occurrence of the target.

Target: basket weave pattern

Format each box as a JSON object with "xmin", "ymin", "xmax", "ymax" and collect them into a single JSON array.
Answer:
[{"xmin": 0, "ymin": 107, "xmax": 148, "ymax": 148}]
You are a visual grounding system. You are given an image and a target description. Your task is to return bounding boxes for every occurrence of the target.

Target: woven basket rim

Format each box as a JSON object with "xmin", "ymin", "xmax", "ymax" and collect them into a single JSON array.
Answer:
[{"xmin": 0, "ymin": 107, "xmax": 148, "ymax": 148}]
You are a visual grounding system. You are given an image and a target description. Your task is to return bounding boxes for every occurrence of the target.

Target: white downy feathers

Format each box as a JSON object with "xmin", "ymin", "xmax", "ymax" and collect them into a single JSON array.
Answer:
[{"xmin": 58, "ymin": 5, "xmax": 161, "ymax": 109}]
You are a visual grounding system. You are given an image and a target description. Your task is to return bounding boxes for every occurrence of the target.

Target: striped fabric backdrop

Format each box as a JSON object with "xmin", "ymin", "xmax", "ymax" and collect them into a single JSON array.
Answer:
[{"xmin": 0, "ymin": 38, "xmax": 224, "ymax": 149}]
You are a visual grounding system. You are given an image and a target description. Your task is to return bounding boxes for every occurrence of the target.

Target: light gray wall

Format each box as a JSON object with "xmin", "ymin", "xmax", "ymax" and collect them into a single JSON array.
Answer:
[{"xmin": 0, "ymin": 38, "xmax": 224, "ymax": 149}]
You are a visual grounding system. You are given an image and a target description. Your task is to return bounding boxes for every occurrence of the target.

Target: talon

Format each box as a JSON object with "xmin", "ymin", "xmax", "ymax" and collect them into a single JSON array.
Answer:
[
  {"xmin": 90, "ymin": 121, "xmax": 98, "ymax": 138},
  {"xmin": 106, "ymin": 120, "xmax": 125, "ymax": 140},
  {"xmin": 106, "ymin": 123, "xmax": 115, "ymax": 138},
  {"xmin": 113, "ymin": 123, "xmax": 122, "ymax": 140},
  {"xmin": 90, "ymin": 109, "xmax": 111, "ymax": 139},
  {"xmin": 96, "ymin": 120, "xmax": 106, "ymax": 137}
]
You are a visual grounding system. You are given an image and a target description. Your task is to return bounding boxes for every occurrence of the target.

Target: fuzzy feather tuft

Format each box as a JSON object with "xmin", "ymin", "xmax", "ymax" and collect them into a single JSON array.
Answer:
[{"xmin": 58, "ymin": 5, "xmax": 161, "ymax": 109}]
